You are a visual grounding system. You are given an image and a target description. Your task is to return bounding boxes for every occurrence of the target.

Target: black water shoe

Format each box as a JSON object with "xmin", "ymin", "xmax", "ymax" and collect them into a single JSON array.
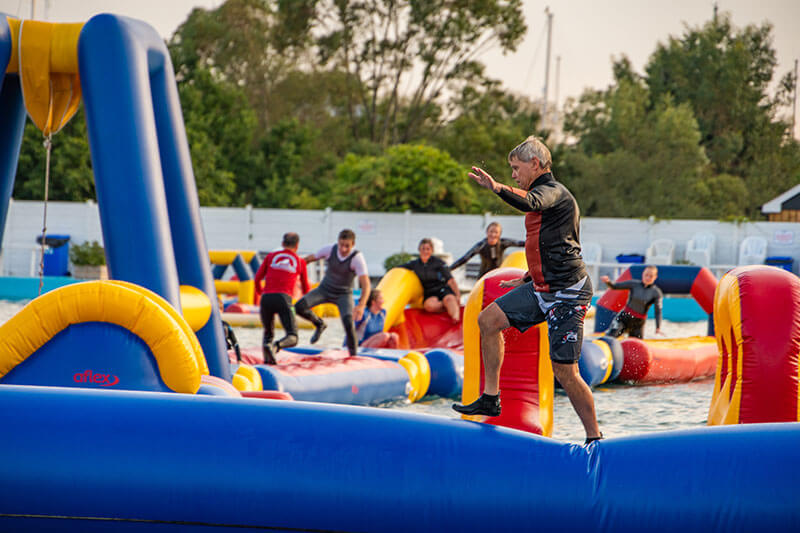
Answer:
[
  {"xmin": 452, "ymin": 393, "xmax": 501, "ymax": 417},
  {"xmin": 310, "ymin": 322, "xmax": 327, "ymax": 344},
  {"xmin": 583, "ymin": 433, "xmax": 604, "ymax": 446},
  {"xmin": 263, "ymin": 344, "xmax": 277, "ymax": 365}
]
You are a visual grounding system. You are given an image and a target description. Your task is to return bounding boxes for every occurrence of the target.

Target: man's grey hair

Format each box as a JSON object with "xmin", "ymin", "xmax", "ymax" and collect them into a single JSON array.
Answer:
[{"xmin": 508, "ymin": 136, "xmax": 552, "ymax": 170}]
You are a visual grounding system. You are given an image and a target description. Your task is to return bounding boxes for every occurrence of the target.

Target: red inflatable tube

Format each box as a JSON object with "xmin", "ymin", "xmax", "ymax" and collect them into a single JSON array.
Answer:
[
  {"xmin": 618, "ymin": 337, "xmax": 718, "ymax": 383},
  {"xmin": 241, "ymin": 390, "xmax": 295, "ymax": 401}
]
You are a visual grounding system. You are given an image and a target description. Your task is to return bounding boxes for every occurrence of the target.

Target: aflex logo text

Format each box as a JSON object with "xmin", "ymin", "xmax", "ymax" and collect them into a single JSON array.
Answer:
[{"xmin": 73, "ymin": 369, "xmax": 119, "ymax": 387}]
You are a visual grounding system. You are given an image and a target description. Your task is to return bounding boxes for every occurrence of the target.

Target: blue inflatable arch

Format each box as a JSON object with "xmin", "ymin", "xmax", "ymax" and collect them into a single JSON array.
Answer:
[{"xmin": 0, "ymin": 14, "xmax": 230, "ymax": 380}]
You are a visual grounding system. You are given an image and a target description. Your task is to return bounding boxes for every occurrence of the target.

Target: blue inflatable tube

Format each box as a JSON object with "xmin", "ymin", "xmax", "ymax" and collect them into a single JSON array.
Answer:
[
  {"xmin": 0, "ymin": 385, "xmax": 798, "ymax": 532},
  {"xmin": 358, "ymin": 347, "xmax": 464, "ymax": 399},
  {"xmin": 255, "ymin": 358, "xmax": 409, "ymax": 405},
  {"xmin": 598, "ymin": 335, "xmax": 625, "ymax": 381},
  {"xmin": 577, "ymin": 341, "xmax": 611, "ymax": 387}
]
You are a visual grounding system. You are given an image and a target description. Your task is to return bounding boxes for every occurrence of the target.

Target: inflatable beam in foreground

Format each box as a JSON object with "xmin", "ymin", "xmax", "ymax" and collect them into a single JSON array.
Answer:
[
  {"xmin": 1, "ymin": 385, "xmax": 798, "ymax": 532},
  {"xmin": 709, "ymin": 265, "xmax": 800, "ymax": 424}
]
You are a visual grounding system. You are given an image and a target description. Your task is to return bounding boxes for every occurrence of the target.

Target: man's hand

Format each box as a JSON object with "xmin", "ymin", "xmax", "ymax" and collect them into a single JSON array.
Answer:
[
  {"xmin": 499, "ymin": 277, "xmax": 526, "ymax": 288},
  {"xmin": 600, "ymin": 275, "xmax": 610, "ymax": 283},
  {"xmin": 469, "ymin": 166, "xmax": 501, "ymax": 193},
  {"xmin": 353, "ymin": 304, "xmax": 365, "ymax": 322}
]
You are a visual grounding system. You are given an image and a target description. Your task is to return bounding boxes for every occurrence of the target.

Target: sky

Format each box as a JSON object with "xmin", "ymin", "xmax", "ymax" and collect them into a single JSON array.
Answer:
[{"xmin": 3, "ymin": 0, "xmax": 799, "ymax": 136}]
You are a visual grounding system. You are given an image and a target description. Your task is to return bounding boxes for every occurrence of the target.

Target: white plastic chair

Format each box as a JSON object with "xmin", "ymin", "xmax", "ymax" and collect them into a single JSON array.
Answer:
[
  {"xmin": 645, "ymin": 239, "xmax": 675, "ymax": 265},
  {"xmin": 738, "ymin": 236, "xmax": 768, "ymax": 266},
  {"xmin": 685, "ymin": 232, "xmax": 716, "ymax": 267}
]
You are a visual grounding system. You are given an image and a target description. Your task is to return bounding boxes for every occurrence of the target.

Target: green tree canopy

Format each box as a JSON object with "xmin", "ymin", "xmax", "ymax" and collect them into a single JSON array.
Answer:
[
  {"xmin": 563, "ymin": 79, "xmax": 709, "ymax": 217},
  {"xmin": 644, "ymin": 13, "xmax": 800, "ymax": 215},
  {"xmin": 332, "ymin": 144, "xmax": 479, "ymax": 213},
  {"xmin": 314, "ymin": 0, "xmax": 527, "ymax": 145},
  {"xmin": 13, "ymin": 109, "xmax": 94, "ymax": 201}
]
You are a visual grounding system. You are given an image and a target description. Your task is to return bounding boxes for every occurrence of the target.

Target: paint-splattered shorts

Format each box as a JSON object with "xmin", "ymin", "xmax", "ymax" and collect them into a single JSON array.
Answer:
[{"xmin": 495, "ymin": 276, "xmax": 592, "ymax": 364}]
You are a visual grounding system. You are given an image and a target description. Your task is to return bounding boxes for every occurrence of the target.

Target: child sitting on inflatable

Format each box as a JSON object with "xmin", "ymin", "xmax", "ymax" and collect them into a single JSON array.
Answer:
[
  {"xmin": 601, "ymin": 265, "xmax": 663, "ymax": 339},
  {"xmin": 354, "ymin": 289, "xmax": 399, "ymax": 349}
]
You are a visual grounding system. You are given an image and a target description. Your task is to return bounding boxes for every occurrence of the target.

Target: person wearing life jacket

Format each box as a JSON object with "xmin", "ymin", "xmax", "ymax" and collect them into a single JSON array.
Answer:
[{"xmin": 295, "ymin": 229, "xmax": 371, "ymax": 356}]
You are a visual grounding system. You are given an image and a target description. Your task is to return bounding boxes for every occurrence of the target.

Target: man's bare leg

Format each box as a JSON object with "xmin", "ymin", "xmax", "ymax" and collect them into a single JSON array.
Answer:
[
  {"xmin": 552, "ymin": 361, "xmax": 601, "ymax": 440},
  {"xmin": 478, "ymin": 303, "xmax": 509, "ymax": 394},
  {"xmin": 452, "ymin": 303, "xmax": 508, "ymax": 415}
]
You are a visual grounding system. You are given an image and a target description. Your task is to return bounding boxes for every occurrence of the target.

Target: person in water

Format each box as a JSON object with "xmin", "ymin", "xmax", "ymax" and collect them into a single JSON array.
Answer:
[
  {"xmin": 295, "ymin": 229, "xmax": 371, "ymax": 356},
  {"xmin": 450, "ymin": 222, "xmax": 525, "ymax": 278},
  {"xmin": 451, "ymin": 135, "xmax": 602, "ymax": 446},
  {"xmin": 354, "ymin": 289, "xmax": 400, "ymax": 349},
  {"xmin": 601, "ymin": 265, "xmax": 663, "ymax": 338},
  {"xmin": 400, "ymin": 238, "xmax": 461, "ymax": 323},
  {"xmin": 253, "ymin": 232, "xmax": 310, "ymax": 364}
]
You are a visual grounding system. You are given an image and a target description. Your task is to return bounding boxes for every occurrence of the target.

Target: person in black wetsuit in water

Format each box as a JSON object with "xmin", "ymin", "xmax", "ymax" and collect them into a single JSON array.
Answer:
[
  {"xmin": 601, "ymin": 265, "xmax": 663, "ymax": 338},
  {"xmin": 449, "ymin": 222, "xmax": 525, "ymax": 278}
]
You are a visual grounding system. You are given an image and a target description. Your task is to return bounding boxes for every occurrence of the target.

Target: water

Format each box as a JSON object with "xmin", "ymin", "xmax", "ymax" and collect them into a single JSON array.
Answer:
[
  {"xmin": 1, "ymin": 300, "xmax": 714, "ymax": 445},
  {"xmin": 231, "ymin": 309, "xmax": 713, "ymax": 444}
]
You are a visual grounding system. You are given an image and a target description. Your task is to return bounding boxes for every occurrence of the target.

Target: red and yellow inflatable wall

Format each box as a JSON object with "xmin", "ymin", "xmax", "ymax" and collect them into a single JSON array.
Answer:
[
  {"xmin": 462, "ymin": 267, "xmax": 553, "ymax": 436},
  {"xmin": 709, "ymin": 266, "xmax": 800, "ymax": 424}
]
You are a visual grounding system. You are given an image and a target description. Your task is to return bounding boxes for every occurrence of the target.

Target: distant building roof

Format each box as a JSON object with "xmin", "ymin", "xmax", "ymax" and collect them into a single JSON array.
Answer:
[{"xmin": 762, "ymin": 184, "xmax": 800, "ymax": 214}]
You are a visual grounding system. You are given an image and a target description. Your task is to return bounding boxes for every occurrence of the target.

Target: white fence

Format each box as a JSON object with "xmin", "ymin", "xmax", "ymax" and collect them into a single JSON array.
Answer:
[{"xmin": 3, "ymin": 200, "xmax": 800, "ymax": 285}]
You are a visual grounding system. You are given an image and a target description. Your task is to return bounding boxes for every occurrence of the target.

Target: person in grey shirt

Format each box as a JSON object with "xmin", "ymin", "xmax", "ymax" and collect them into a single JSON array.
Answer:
[{"xmin": 295, "ymin": 229, "xmax": 371, "ymax": 356}]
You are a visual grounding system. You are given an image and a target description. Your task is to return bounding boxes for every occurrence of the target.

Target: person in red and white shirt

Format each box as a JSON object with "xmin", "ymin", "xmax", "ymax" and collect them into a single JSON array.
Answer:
[{"xmin": 254, "ymin": 232, "xmax": 310, "ymax": 364}]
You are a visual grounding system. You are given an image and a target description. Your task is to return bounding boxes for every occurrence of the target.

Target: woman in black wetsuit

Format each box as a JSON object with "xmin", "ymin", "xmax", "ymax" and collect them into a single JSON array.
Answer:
[
  {"xmin": 450, "ymin": 222, "xmax": 525, "ymax": 277},
  {"xmin": 400, "ymin": 238, "xmax": 461, "ymax": 323}
]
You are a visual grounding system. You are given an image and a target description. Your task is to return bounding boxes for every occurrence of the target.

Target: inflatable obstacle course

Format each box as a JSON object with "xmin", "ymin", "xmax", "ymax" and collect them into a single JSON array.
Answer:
[{"xmin": 709, "ymin": 265, "xmax": 800, "ymax": 424}]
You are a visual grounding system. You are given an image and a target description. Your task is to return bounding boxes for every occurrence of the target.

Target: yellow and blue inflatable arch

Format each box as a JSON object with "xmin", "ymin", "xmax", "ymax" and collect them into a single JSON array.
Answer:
[
  {"xmin": 210, "ymin": 250, "xmax": 259, "ymax": 305},
  {"xmin": 0, "ymin": 281, "xmax": 202, "ymax": 393},
  {"xmin": 0, "ymin": 14, "xmax": 231, "ymax": 380}
]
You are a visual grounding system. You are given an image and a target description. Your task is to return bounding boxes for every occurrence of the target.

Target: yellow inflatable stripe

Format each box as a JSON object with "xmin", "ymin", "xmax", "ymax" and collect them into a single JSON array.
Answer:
[
  {"xmin": 401, "ymin": 351, "xmax": 430, "ymax": 401},
  {"xmin": 233, "ymin": 364, "xmax": 263, "ymax": 392},
  {"xmin": 238, "ymin": 280, "xmax": 255, "ymax": 305},
  {"xmin": 215, "ymin": 280, "xmax": 240, "ymax": 295},
  {"xmin": 499, "ymin": 250, "xmax": 527, "ymax": 270},
  {"xmin": 109, "ymin": 280, "xmax": 209, "ymax": 376},
  {"xmin": 0, "ymin": 281, "xmax": 202, "ymax": 393},
  {"xmin": 461, "ymin": 281, "xmax": 485, "ymax": 406},
  {"xmin": 179, "ymin": 284, "xmax": 212, "ymax": 332},
  {"xmin": 708, "ymin": 273, "xmax": 743, "ymax": 425},
  {"xmin": 13, "ymin": 19, "xmax": 83, "ymax": 135},
  {"xmin": 376, "ymin": 268, "xmax": 423, "ymax": 329},
  {"xmin": 537, "ymin": 323, "xmax": 554, "ymax": 437},
  {"xmin": 397, "ymin": 357, "xmax": 420, "ymax": 402},
  {"xmin": 209, "ymin": 250, "xmax": 257, "ymax": 265},
  {"xmin": 592, "ymin": 339, "xmax": 614, "ymax": 385}
]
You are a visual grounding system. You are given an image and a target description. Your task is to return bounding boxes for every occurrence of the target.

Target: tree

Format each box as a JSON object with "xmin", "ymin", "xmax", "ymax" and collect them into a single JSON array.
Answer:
[
  {"xmin": 332, "ymin": 144, "xmax": 479, "ymax": 213},
  {"xmin": 168, "ymin": 0, "xmax": 314, "ymax": 127},
  {"xmin": 14, "ymin": 109, "xmax": 95, "ymax": 201},
  {"xmin": 253, "ymin": 119, "xmax": 323, "ymax": 209},
  {"xmin": 644, "ymin": 13, "xmax": 800, "ymax": 216},
  {"xmin": 177, "ymin": 68, "xmax": 260, "ymax": 205},
  {"xmin": 562, "ymin": 79, "xmax": 709, "ymax": 218},
  {"xmin": 433, "ymin": 79, "xmax": 543, "ymax": 214},
  {"xmin": 314, "ymin": 0, "xmax": 526, "ymax": 145}
]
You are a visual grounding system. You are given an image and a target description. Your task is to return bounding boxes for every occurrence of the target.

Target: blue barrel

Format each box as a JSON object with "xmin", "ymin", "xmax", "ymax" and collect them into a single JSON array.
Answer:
[{"xmin": 36, "ymin": 234, "xmax": 70, "ymax": 276}]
